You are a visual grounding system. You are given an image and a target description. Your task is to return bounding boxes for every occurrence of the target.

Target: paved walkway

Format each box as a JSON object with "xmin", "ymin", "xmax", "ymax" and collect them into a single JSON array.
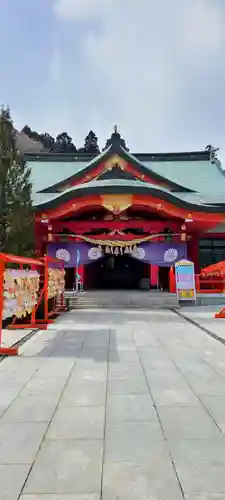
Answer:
[
  {"xmin": 180, "ymin": 305, "xmax": 225, "ymax": 342},
  {"xmin": 1, "ymin": 328, "xmax": 35, "ymax": 349},
  {"xmin": 2, "ymin": 309, "xmax": 225, "ymax": 499}
]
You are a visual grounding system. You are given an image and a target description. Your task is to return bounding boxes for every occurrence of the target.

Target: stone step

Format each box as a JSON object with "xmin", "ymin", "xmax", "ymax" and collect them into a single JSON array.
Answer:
[
  {"xmin": 71, "ymin": 304, "xmax": 177, "ymax": 308},
  {"xmin": 65, "ymin": 291, "xmax": 178, "ymax": 310}
]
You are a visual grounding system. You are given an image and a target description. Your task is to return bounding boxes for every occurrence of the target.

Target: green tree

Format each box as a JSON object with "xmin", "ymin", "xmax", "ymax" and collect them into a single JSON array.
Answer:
[
  {"xmin": 84, "ymin": 131, "xmax": 100, "ymax": 153},
  {"xmin": 0, "ymin": 107, "xmax": 34, "ymax": 255},
  {"xmin": 0, "ymin": 106, "xmax": 14, "ymax": 250},
  {"xmin": 52, "ymin": 132, "xmax": 77, "ymax": 153},
  {"xmin": 78, "ymin": 131, "xmax": 100, "ymax": 153}
]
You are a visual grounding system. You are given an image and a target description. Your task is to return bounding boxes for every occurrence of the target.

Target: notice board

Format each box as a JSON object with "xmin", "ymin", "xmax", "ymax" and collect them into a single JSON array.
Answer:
[{"xmin": 175, "ymin": 259, "xmax": 196, "ymax": 302}]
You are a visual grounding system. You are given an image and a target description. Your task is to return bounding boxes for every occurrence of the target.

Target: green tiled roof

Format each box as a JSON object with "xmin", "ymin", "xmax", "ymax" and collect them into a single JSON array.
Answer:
[
  {"xmin": 34, "ymin": 178, "xmax": 224, "ymax": 212},
  {"xmin": 143, "ymin": 160, "xmax": 225, "ymax": 195},
  {"xmin": 27, "ymin": 160, "xmax": 86, "ymax": 199},
  {"xmin": 28, "ymin": 145, "xmax": 225, "ymax": 206}
]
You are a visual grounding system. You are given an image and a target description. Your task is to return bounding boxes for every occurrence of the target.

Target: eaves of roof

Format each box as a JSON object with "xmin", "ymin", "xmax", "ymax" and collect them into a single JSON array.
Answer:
[{"xmin": 34, "ymin": 179, "xmax": 225, "ymax": 214}]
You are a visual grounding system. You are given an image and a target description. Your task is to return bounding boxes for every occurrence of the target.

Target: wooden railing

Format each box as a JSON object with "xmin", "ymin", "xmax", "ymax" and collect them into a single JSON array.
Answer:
[
  {"xmin": 195, "ymin": 275, "xmax": 225, "ymax": 293},
  {"xmin": 168, "ymin": 267, "xmax": 225, "ymax": 294}
]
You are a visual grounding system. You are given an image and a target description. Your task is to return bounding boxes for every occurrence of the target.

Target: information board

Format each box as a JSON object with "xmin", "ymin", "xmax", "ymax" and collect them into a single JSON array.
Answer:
[{"xmin": 175, "ymin": 259, "xmax": 196, "ymax": 302}]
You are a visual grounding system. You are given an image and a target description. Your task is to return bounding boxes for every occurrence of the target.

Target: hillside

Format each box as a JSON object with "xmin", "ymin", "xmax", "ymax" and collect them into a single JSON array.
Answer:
[{"xmin": 15, "ymin": 130, "xmax": 46, "ymax": 153}]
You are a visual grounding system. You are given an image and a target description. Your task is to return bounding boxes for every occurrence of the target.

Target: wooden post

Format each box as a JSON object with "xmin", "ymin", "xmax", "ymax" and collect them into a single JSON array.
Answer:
[
  {"xmin": 0, "ymin": 260, "xmax": 5, "ymax": 348},
  {"xmin": 43, "ymin": 256, "xmax": 49, "ymax": 323},
  {"xmin": 0, "ymin": 260, "xmax": 18, "ymax": 355}
]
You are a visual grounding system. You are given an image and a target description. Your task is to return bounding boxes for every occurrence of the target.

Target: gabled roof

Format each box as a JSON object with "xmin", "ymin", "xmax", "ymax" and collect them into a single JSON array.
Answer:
[
  {"xmin": 25, "ymin": 129, "xmax": 225, "ymax": 207},
  {"xmin": 27, "ymin": 141, "xmax": 197, "ymax": 197}
]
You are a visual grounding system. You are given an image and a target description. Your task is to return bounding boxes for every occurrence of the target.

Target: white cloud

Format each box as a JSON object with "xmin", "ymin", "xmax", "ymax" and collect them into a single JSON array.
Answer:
[
  {"xmin": 178, "ymin": 0, "xmax": 224, "ymax": 57},
  {"xmin": 54, "ymin": 0, "xmax": 114, "ymax": 20},
  {"xmin": 44, "ymin": 0, "xmax": 225, "ymax": 155}
]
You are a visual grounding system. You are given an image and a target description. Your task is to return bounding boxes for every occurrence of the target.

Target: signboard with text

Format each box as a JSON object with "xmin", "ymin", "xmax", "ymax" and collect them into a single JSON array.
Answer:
[{"xmin": 175, "ymin": 259, "xmax": 196, "ymax": 302}]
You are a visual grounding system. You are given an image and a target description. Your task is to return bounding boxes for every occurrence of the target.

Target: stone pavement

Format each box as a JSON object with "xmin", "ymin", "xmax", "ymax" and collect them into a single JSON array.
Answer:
[
  {"xmin": 1, "ymin": 328, "xmax": 35, "ymax": 349},
  {"xmin": 180, "ymin": 305, "xmax": 225, "ymax": 342},
  {"xmin": 1, "ymin": 309, "xmax": 225, "ymax": 499}
]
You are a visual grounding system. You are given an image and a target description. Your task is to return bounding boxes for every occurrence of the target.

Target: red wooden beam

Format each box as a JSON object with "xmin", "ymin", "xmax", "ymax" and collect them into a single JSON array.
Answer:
[
  {"xmin": 52, "ymin": 220, "xmax": 181, "ymax": 233},
  {"xmin": 53, "ymin": 233, "xmax": 181, "ymax": 242},
  {"xmin": 0, "ymin": 252, "xmax": 44, "ymax": 267}
]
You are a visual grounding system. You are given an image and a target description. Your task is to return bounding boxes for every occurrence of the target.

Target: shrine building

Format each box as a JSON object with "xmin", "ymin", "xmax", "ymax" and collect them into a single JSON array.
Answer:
[{"xmin": 27, "ymin": 128, "xmax": 225, "ymax": 291}]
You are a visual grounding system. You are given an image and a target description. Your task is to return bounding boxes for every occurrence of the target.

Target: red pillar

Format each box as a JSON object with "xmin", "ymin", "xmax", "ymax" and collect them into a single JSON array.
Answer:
[
  {"xmin": 150, "ymin": 265, "xmax": 158, "ymax": 288},
  {"xmin": 169, "ymin": 267, "xmax": 176, "ymax": 293},
  {"xmin": 195, "ymin": 274, "xmax": 200, "ymax": 293},
  {"xmin": 79, "ymin": 265, "xmax": 84, "ymax": 286},
  {"xmin": 35, "ymin": 221, "xmax": 46, "ymax": 257},
  {"xmin": 187, "ymin": 235, "xmax": 199, "ymax": 272}
]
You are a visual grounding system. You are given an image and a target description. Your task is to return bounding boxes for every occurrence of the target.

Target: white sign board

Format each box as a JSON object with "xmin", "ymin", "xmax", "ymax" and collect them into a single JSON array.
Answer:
[{"xmin": 175, "ymin": 259, "xmax": 196, "ymax": 302}]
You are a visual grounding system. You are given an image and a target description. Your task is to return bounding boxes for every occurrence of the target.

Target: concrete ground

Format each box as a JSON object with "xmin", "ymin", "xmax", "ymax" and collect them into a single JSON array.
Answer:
[
  {"xmin": 180, "ymin": 305, "xmax": 225, "ymax": 342},
  {"xmin": 2, "ymin": 309, "xmax": 225, "ymax": 499},
  {"xmin": 1, "ymin": 328, "xmax": 35, "ymax": 349}
]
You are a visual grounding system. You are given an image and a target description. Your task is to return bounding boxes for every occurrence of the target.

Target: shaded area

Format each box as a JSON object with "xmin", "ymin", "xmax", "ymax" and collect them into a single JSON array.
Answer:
[{"xmin": 86, "ymin": 255, "xmax": 149, "ymax": 290}]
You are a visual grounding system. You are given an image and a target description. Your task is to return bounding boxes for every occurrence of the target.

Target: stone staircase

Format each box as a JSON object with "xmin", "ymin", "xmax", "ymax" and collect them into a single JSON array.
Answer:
[{"xmin": 65, "ymin": 290, "xmax": 179, "ymax": 310}]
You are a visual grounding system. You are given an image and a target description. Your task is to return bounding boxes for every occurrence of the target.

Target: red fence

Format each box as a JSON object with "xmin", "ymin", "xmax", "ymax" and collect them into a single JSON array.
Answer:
[
  {"xmin": 195, "ymin": 275, "xmax": 225, "ymax": 293},
  {"xmin": 168, "ymin": 265, "xmax": 225, "ymax": 294},
  {"xmin": 0, "ymin": 253, "xmax": 66, "ymax": 356}
]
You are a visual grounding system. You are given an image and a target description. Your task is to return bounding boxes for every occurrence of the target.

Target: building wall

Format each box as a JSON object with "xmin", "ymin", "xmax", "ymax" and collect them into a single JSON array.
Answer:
[{"xmin": 198, "ymin": 236, "xmax": 225, "ymax": 270}]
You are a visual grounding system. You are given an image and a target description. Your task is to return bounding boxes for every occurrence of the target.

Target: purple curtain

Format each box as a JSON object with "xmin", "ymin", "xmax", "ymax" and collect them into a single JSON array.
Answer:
[
  {"xmin": 132, "ymin": 242, "xmax": 187, "ymax": 267},
  {"xmin": 47, "ymin": 242, "xmax": 186, "ymax": 268},
  {"xmin": 47, "ymin": 242, "xmax": 103, "ymax": 267}
]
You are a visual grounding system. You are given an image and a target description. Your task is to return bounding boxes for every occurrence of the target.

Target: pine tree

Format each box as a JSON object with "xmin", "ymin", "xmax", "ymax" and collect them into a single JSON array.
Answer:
[
  {"xmin": 0, "ymin": 107, "xmax": 34, "ymax": 255},
  {"xmin": 83, "ymin": 131, "xmax": 100, "ymax": 153},
  {"xmin": 0, "ymin": 107, "xmax": 14, "ymax": 250},
  {"xmin": 39, "ymin": 132, "xmax": 55, "ymax": 151}
]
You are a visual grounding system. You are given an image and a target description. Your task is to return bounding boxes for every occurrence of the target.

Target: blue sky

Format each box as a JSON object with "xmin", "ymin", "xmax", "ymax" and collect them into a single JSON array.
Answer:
[{"xmin": 1, "ymin": 0, "xmax": 225, "ymax": 161}]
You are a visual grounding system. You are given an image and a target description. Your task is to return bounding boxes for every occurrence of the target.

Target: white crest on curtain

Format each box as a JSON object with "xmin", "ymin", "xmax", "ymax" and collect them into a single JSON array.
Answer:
[
  {"xmin": 132, "ymin": 247, "xmax": 146, "ymax": 260},
  {"xmin": 164, "ymin": 248, "xmax": 178, "ymax": 263},
  {"xmin": 88, "ymin": 247, "xmax": 103, "ymax": 260},
  {"xmin": 56, "ymin": 248, "xmax": 71, "ymax": 262}
]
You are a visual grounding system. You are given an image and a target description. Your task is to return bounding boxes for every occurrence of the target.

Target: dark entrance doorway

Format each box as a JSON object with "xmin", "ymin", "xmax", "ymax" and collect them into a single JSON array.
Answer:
[
  {"xmin": 65, "ymin": 268, "xmax": 74, "ymax": 290},
  {"xmin": 86, "ymin": 255, "xmax": 149, "ymax": 290},
  {"xmin": 158, "ymin": 267, "xmax": 170, "ymax": 291}
]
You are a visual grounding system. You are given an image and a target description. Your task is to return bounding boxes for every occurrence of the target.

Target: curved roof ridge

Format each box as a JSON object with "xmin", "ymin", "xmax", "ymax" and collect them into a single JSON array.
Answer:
[{"xmin": 34, "ymin": 178, "xmax": 223, "ymax": 213}]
